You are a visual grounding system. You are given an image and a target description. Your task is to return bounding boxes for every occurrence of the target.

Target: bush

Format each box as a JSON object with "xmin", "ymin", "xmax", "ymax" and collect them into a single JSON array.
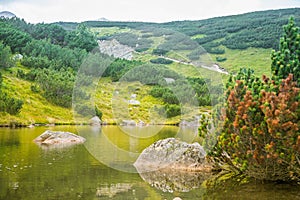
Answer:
[
  {"xmin": 0, "ymin": 91, "xmax": 23, "ymax": 115},
  {"xmin": 216, "ymin": 56, "xmax": 227, "ymax": 62},
  {"xmin": 30, "ymin": 84, "xmax": 39, "ymax": 93},
  {"xmin": 95, "ymin": 107, "xmax": 103, "ymax": 120},
  {"xmin": 152, "ymin": 48, "xmax": 168, "ymax": 56},
  {"xmin": 214, "ymin": 72, "xmax": 300, "ymax": 181},
  {"xmin": 165, "ymin": 104, "xmax": 181, "ymax": 118},
  {"xmin": 150, "ymin": 58, "xmax": 173, "ymax": 65},
  {"xmin": 0, "ymin": 42, "xmax": 15, "ymax": 68},
  {"xmin": 209, "ymin": 18, "xmax": 300, "ymax": 182}
]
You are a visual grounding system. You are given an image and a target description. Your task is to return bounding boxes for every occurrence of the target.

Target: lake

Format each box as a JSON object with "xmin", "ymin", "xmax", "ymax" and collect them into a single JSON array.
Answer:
[{"xmin": 0, "ymin": 125, "xmax": 300, "ymax": 200}]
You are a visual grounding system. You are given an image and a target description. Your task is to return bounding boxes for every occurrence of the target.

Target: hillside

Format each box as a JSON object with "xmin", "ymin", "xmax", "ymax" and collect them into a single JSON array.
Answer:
[
  {"xmin": 0, "ymin": 8, "xmax": 299, "ymax": 125},
  {"xmin": 81, "ymin": 8, "xmax": 300, "ymax": 75}
]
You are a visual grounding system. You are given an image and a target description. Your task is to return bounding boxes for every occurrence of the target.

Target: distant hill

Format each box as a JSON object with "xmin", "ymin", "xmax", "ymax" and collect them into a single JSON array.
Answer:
[
  {"xmin": 81, "ymin": 8, "xmax": 300, "ymax": 51},
  {"xmin": 0, "ymin": 11, "xmax": 16, "ymax": 19},
  {"xmin": 97, "ymin": 17, "xmax": 109, "ymax": 21}
]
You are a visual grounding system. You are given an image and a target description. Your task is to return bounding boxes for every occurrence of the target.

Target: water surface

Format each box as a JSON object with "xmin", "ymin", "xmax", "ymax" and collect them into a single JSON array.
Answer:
[{"xmin": 0, "ymin": 125, "xmax": 300, "ymax": 199}]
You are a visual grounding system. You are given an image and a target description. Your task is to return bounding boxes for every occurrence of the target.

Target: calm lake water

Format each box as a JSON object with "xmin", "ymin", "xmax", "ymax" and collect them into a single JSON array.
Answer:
[{"xmin": 0, "ymin": 125, "xmax": 300, "ymax": 200}]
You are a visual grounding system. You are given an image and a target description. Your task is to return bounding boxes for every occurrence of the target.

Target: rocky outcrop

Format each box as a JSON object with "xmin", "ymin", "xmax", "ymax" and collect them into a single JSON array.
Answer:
[
  {"xmin": 98, "ymin": 39, "xmax": 134, "ymax": 60},
  {"xmin": 34, "ymin": 130, "xmax": 85, "ymax": 147},
  {"xmin": 134, "ymin": 138, "xmax": 211, "ymax": 173}
]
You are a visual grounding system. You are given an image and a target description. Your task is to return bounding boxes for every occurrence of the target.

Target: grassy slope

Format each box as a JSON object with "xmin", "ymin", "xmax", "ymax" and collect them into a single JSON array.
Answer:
[
  {"xmin": 0, "ymin": 47, "xmax": 273, "ymax": 126},
  {"xmin": 93, "ymin": 78, "xmax": 185, "ymax": 125},
  {"xmin": 212, "ymin": 47, "xmax": 272, "ymax": 77},
  {"xmin": 0, "ymin": 68, "xmax": 169, "ymax": 125},
  {"xmin": 0, "ymin": 16, "xmax": 278, "ymax": 125},
  {"xmin": 0, "ymin": 68, "xmax": 74, "ymax": 125}
]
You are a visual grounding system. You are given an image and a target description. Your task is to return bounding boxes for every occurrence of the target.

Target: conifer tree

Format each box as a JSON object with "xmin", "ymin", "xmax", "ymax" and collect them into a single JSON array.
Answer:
[{"xmin": 271, "ymin": 17, "xmax": 300, "ymax": 83}]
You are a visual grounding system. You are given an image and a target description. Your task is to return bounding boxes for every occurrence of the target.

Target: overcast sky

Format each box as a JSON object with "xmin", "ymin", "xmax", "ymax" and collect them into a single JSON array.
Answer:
[{"xmin": 1, "ymin": 0, "xmax": 300, "ymax": 23}]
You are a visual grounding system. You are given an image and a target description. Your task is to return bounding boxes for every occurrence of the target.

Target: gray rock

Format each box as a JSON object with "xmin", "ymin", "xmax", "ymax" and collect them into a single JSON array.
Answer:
[
  {"xmin": 128, "ymin": 99, "xmax": 140, "ymax": 105},
  {"xmin": 90, "ymin": 116, "xmax": 101, "ymax": 126},
  {"xmin": 137, "ymin": 120, "xmax": 146, "ymax": 126},
  {"xmin": 34, "ymin": 130, "xmax": 85, "ymax": 147},
  {"xmin": 173, "ymin": 198, "xmax": 182, "ymax": 200},
  {"xmin": 164, "ymin": 77, "xmax": 175, "ymax": 84},
  {"xmin": 134, "ymin": 138, "xmax": 211, "ymax": 173},
  {"xmin": 121, "ymin": 120, "xmax": 136, "ymax": 126},
  {"xmin": 98, "ymin": 39, "xmax": 134, "ymax": 60},
  {"xmin": 130, "ymin": 94, "xmax": 137, "ymax": 99}
]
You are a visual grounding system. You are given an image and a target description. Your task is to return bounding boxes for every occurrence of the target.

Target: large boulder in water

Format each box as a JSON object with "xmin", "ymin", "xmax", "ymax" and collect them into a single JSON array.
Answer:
[
  {"xmin": 134, "ymin": 138, "xmax": 211, "ymax": 173},
  {"xmin": 34, "ymin": 130, "xmax": 85, "ymax": 147}
]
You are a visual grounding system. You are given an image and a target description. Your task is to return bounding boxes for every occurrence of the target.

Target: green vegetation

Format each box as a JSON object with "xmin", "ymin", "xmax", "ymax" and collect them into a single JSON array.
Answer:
[
  {"xmin": 0, "ymin": 42, "xmax": 15, "ymax": 68},
  {"xmin": 163, "ymin": 8, "xmax": 300, "ymax": 50},
  {"xmin": 271, "ymin": 17, "xmax": 300, "ymax": 83},
  {"xmin": 213, "ymin": 47, "xmax": 272, "ymax": 76},
  {"xmin": 150, "ymin": 57, "xmax": 173, "ymax": 65},
  {"xmin": 0, "ymin": 42, "xmax": 23, "ymax": 115},
  {"xmin": 112, "ymin": 32, "xmax": 153, "ymax": 52},
  {"xmin": 0, "ymin": 17, "xmax": 96, "ymax": 123},
  {"xmin": 102, "ymin": 59, "xmax": 143, "ymax": 81},
  {"xmin": 209, "ymin": 18, "xmax": 300, "ymax": 182},
  {"xmin": 0, "ymin": 69, "xmax": 74, "ymax": 125},
  {"xmin": 0, "ymin": 8, "xmax": 299, "ymax": 125}
]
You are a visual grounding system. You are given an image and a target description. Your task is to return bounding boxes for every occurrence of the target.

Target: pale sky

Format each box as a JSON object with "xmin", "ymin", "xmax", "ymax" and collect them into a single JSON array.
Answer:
[{"xmin": 0, "ymin": 0, "xmax": 300, "ymax": 23}]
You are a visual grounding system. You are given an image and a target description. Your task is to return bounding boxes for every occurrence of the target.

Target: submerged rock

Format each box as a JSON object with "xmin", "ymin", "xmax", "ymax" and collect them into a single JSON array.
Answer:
[
  {"xmin": 134, "ymin": 138, "xmax": 211, "ymax": 173},
  {"xmin": 34, "ymin": 130, "xmax": 85, "ymax": 148}
]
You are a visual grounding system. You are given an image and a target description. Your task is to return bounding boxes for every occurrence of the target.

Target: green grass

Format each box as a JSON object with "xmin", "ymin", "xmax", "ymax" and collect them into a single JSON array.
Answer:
[
  {"xmin": 191, "ymin": 34, "xmax": 206, "ymax": 39},
  {"xmin": 0, "ymin": 66, "xmax": 204, "ymax": 125},
  {"xmin": 212, "ymin": 47, "xmax": 272, "ymax": 77},
  {"xmin": 0, "ymin": 68, "xmax": 74, "ymax": 125},
  {"xmin": 91, "ymin": 27, "xmax": 131, "ymax": 37},
  {"xmin": 94, "ymin": 78, "xmax": 166, "ymax": 124}
]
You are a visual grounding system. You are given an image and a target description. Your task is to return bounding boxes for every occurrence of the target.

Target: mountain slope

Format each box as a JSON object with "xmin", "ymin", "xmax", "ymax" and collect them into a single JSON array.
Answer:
[
  {"xmin": 79, "ymin": 8, "xmax": 299, "ymax": 76},
  {"xmin": 0, "ymin": 8, "xmax": 299, "ymax": 125}
]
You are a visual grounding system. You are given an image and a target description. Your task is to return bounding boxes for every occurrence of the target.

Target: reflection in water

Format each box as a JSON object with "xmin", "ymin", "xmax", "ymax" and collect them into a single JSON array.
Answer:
[
  {"xmin": 204, "ymin": 174, "xmax": 300, "ymax": 200},
  {"xmin": 137, "ymin": 169, "xmax": 211, "ymax": 193},
  {"xmin": 96, "ymin": 183, "xmax": 132, "ymax": 198},
  {"xmin": 35, "ymin": 143, "xmax": 84, "ymax": 150}
]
